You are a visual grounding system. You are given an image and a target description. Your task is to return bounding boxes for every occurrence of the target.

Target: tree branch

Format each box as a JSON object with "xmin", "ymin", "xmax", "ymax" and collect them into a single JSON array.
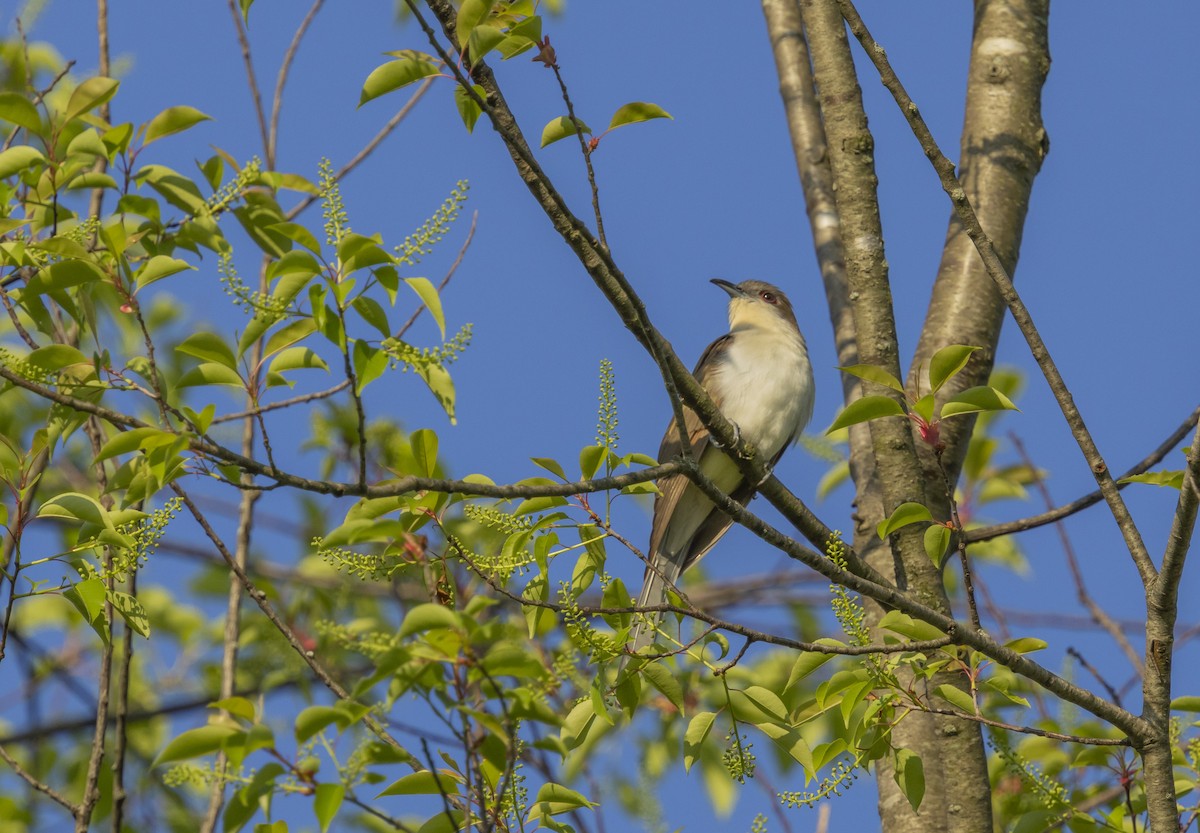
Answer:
[{"xmin": 834, "ymin": 0, "xmax": 1155, "ymax": 588}]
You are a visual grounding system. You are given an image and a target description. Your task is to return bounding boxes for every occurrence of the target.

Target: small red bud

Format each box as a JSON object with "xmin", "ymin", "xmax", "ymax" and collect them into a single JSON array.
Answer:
[{"xmin": 120, "ymin": 303, "xmax": 134, "ymax": 314}]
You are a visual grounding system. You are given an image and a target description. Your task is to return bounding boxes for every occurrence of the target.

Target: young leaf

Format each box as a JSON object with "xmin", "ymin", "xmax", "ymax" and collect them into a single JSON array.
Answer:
[
  {"xmin": 607, "ymin": 101, "xmax": 673, "ymax": 130},
  {"xmin": 135, "ymin": 255, "xmax": 195, "ymax": 289},
  {"xmin": 177, "ymin": 332, "xmax": 238, "ymax": 370},
  {"xmin": 313, "ymin": 783, "xmax": 344, "ymax": 833},
  {"xmin": 454, "ymin": 83, "xmax": 486, "ymax": 133},
  {"xmin": 359, "ymin": 57, "xmax": 439, "ymax": 106},
  {"xmin": 877, "ymin": 502, "xmax": 933, "ymax": 539},
  {"xmin": 0, "ymin": 145, "xmax": 47, "ymax": 179},
  {"xmin": 826, "ymin": 395, "xmax": 905, "ymax": 433},
  {"xmin": 933, "ymin": 683, "xmax": 977, "ymax": 714},
  {"xmin": 941, "ymin": 386, "xmax": 1019, "ymax": 418},
  {"xmin": 893, "ymin": 748, "xmax": 925, "ymax": 811},
  {"xmin": 683, "ymin": 711, "xmax": 717, "ymax": 773},
  {"xmin": 641, "ymin": 661, "xmax": 685, "ymax": 713},
  {"xmin": 456, "ymin": 0, "xmax": 493, "ymax": 47},
  {"xmin": 64, "ymin": 76, "xmax": 119, "ymax": 122},
  {"xmin": 928, "ymin": 344, "xmax": 979, "ymax": 393},
  {"xmin": 922, "ymin": 524, "xmax": 951, "ymax": 565},
  {"xmin": 1119, "ymin": 470, "xmax": 1184, "ymax": 489},
  {"xmin": 0, "ymin": 93, "xmax": 42, "ymax": 133},
  {"xmin": 143, "ymin": 105, "xmax": 212, "ymax": 144},
  {"xmin": 411, "ymin": 428, "xmax": 438, "ymax": 477},
  {"xmin": 153, "ymin": 724, "xmax": 240, "ymax": 765},
  {"xmin": 377, "ymin": 770, "xmax": 462, "ymax": 797},
  {"xmin": 404, "ymin": 277, "xmax": 445, "ymax": 339},
  {"xmin": 541, "ymin": 115, "xmax": 591, "ymax": 148},
  {"xmin": 837, "ymin": 363, "xmax": 904, "ymax": 393}
]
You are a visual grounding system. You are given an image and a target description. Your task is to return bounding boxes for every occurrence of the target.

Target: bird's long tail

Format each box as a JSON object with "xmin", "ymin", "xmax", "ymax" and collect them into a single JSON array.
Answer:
[{"xmin": 627, "ymin": 552, "xmax": 683, "ymax": 657}]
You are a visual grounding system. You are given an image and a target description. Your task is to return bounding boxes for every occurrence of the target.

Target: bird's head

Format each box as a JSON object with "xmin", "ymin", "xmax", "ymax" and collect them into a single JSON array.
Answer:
[{"xmin": 712, "ymin": 279, "xmax": 801, "ymax": 335}]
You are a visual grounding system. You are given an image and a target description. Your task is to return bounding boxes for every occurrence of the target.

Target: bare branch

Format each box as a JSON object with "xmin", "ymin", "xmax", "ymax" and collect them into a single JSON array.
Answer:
[{"xmin": 966, "ymin": 406, "xmax": 1200, "ymax": 543}]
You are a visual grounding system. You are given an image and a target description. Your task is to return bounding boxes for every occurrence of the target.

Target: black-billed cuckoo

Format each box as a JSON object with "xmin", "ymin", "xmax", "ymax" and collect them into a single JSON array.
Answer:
[{"xmin": 629, "ymin": 279, "xmax": 815, "ymax": 654}]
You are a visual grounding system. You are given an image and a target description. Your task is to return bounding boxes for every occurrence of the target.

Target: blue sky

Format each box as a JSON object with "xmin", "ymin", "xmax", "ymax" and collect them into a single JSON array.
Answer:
[{"xmin": 13, "ymin": 1, "xmax": 1200, "ymax": 830}]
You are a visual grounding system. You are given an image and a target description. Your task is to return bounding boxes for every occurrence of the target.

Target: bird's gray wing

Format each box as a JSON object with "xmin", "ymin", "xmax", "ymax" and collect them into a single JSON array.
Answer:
[{"xmin": 647, "ymin": 334, "xmax": 731, "ymax": 561}]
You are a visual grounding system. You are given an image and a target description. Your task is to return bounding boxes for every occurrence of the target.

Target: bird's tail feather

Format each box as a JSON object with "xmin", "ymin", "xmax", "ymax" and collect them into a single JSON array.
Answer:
[{"xmin": 627, "ymin": 553, "xmax": 682, "ymax": 657}]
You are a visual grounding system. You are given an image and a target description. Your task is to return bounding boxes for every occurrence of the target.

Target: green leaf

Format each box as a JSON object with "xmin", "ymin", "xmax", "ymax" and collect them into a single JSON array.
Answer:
[
  {"xmin": 827, "ymin": 395, "xmax": 906, "ymax": 433},
  {"xmin": 454, "ymin": 83, "xmax": 486, "ymax": 133},
  {"xmin": 414, "ymin": 360, "xmax": 457, "ymax": 424},
  {"xmin": 928, "ymin": 345, "xmax": 980, "ymax": 393},
  {"xmin": 579, "ymin": 445, "xmax": 606, "ymax": 480},
  {"xmin": 154, "ymin": 724, "xmax": 240, "ymax": 765},
  {"xmin": 607, "ymin": 101, "xmax": 673, "ymax": 130},
  {"xmin": 352, "ymin": 341, "xmax": 388, "ymax": 394},
  {"xmin": 269, "ymin": 222, "xmax": 322, "ymax": 254},
  {"xmin": 933, "ymin": 683, "xmax": 976, "ymax": 714},
  {"xmin": 177, "ymin": 332, "xmax": 238, "ymax": 370},
  {"xmin": 177, "ymin": 362, "xmax": 245, "ymax": 389},
  {"xmin": 1005, "ymin": 637, "xmax": 1048, "ymax": 654},
  {"xmin": 294, "ymin": 706, "xmax": 341, "ymax": 743},
  {"xmin": 263, "ymin": 318, "xmax": 318, "ymax": 358},
  {"xmin": 877, "ymin": 502, "xmax": 933, "ymax": 539},
  {"xmin": 64, "ymin": 77, "xmax": 119, "ymax": 122},
  {"xmin": 683, "ymin": 711, "xmax": 716, "ymax": 773},
  {"xmin": 1171, "ymin": 696, "xmax": 1200, "ymax": 712},
  {"xmin": 313, "ymin": 783, "xmax": 343, "ymax": 833},
  {"xmin": 541, "ymin": 116, "xmax": 592, "ymax": 148},
  {"xmin": 894, "ymin": 748, "xmax": 925, "ymax": 811},
  {"xmin": 352, "ymin": 295, "xmax": 391, "ymax": 337},
  {"xmin": 785, "ymin": 648, "xmax": 837, "ymax": 693},
  {"xmin": 728, "ymin": 685, "xmax": 789, "ymax": 723},
  {"xmin": 359, "ymin": 57, "xmax": 440, "ymax": 107},
  {"xmin": 404, "ymin": 277, "xmax": 445, "ymax": 339},
  {"xmin": 0, "ymin": 145, "xmax": 45, "ymax": 179},
  {"xmin": 26, "ymin": 259, "xmax": 104, "ymax": 294},
  {"xmin": 1120, "ymin": 470, "xmax": 1185, "ymax": 489},
  {"xmin": 838, "ymin": 363, "xmax": 904, "ymax": 393},
  {"xmin": 144, "ymin": 105, "xmax": 212, "ymax": 144},
  {"xmin": 412, "ymin": 428, "xmax": 438, "ymax": 477},
  {"xmin": 27, "ymin": 344, "xmax": 89, "ymax": 372},
  {"xmin": 641, "ymin": 662, "xmax": 685, "ymax": 713},
  {"xmin": 108, "ymin": 590, "xmax": 150, "ymax": 638},
  {"xmin": 268, "ymin": 347, "xmax": 329, "ymax": 375},
  {"xmin": 39, "ymin": 492, "xmax": 112, "ymax": 528},
  {"xmin": 941, "ymin": 386, "xmax": 1019, "ymax": 418},
  {"xmin": 876, "ymin": 611, "xmax": 947, "ymax": 641},
  {"xmin": 210, "ymin": 697, "xmax": 257, "ymax": 722},
  {"xmin": 398, "ymin": 603, "xmax": 461, "ymax": 638},
  {"xmin": 0, "ymin": 93, "xmax": 42, "ymax": 133},
  {"xmin": 455, "ymin": 0, "xmax": 492, "ymax": 47},
  {"xmin": 63, "ymin": 577, "xmax": 108, "ymax": 639},
  {"xmin": 531, "ymin": 457, "xmax": 567, "ymax": 479},
  {"xmin": 527, "ymin": 783, "xmax": 597, "ymax": 821},
  {"xmin": 377, "ymin": 770, "xmax": 461, "ymax": 797},
  {"xmin": 467, "ymin": 24, "xmax": 506, "ymax": 63},
  {"xmin": 922, "ymin": 524, "xmax": 951, "ymax": 565},
  {"xmin": 135, "ymin": 255, "xmax": 195, "ymax": 289}
]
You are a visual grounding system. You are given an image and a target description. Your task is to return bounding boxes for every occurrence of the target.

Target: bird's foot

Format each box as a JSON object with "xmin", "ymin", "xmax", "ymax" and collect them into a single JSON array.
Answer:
[{"xmin": 711, "ymin": 422, "xmax": 741, "ymax": 450}]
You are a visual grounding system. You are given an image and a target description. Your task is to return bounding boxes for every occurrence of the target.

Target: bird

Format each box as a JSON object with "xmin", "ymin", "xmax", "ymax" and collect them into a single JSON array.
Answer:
[{"xmin": 628, "ymin": 279, "xmax": 815, "ymax": 657}]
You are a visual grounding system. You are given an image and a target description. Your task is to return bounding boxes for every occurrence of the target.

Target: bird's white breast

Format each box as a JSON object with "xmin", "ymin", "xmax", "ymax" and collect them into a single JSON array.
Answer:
[{"xmin": 709, "ymin": 325, "xmax": 815, "ymax": 461}]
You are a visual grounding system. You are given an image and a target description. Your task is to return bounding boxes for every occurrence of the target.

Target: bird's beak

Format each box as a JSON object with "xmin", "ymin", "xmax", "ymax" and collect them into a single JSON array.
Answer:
[{"xmin": 711, "ymin": 278, "xmax": 746, "ymax": 298}]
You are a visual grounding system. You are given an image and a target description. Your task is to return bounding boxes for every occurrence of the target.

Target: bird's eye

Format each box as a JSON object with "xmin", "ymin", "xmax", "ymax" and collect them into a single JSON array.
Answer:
[{"xmin": 760, "ymin": 291, "xmax": 777, "ymax": 304}]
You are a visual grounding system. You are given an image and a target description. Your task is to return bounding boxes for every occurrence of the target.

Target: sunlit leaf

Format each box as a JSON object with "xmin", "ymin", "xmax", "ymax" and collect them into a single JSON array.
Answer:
[
  {"xmin": 877, "ymin": 502, "xmax": 933, "ymax": 539},
  {"xmin": 540, "ymin": 115, "xmax": 591, "ymax": 148},
  {"xmin": 607, "ymin": 101, "xmax": 673, "ymax": 130},
  {"xmin": 928, "ymin": 344, "xmax": 980, "ymax": 393},
  {"xmin": 827, "ymin": 395, "xmax": 906, "ymax": 433}
]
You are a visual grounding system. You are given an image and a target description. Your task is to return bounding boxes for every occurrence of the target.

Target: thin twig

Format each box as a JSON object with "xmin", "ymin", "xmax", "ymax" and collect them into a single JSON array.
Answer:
[
  {"xmin": 285, "ymin": 78, "xmax": 434, "ymax": 221},
  {"xmin": 269, "ymin": 0, "xmax": 326, "ymax": 161},
  {"xmin": 967, "ymin": 406, "xmax": 1200, "ymax": 543},
  {"xmin": 395, "ymin": 211, "xmax": 477, "ymax": 339},
  {"xmin": 226, "ymin": 0, "xmax": 272, "ymax": 167},
  {"xmin": 1010, "ymin": 433, "xmax": 1142, "ymax": 675},
  {"xmin": 0, "ymin": 743, "xmax": 78, "ymax": 812},
  {"xmin": 917, "ymin": 707, "xmax": 1129, "ymax": 747},
  {"xmin": 170, "ymin": 483, "xmax": 420, "ymax": 767}
]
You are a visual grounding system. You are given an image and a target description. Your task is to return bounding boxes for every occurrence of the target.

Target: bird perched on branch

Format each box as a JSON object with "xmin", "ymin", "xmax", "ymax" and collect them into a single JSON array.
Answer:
[{"xmin": 629, "ymin": 279, "xmax": 815, "ymax": 656}]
